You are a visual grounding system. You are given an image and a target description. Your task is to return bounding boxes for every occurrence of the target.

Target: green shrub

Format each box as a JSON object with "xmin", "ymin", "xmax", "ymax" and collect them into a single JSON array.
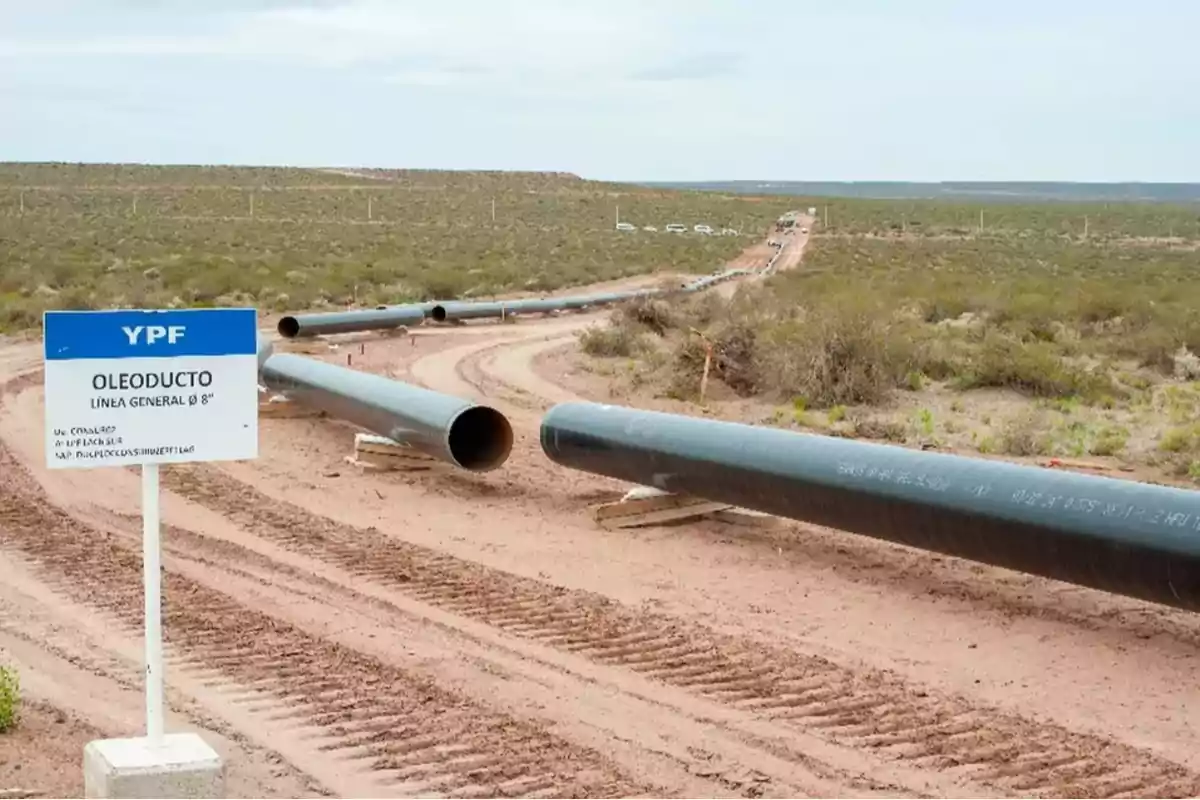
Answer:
[
  {"xmin": 0, "ymin": 664, "xmax": 19, "ymax": 732},
  {"xmin": 953, "ymin": 333, "xmax": 1114, "ymax": 401},
  {"xmin": 1089, "ymin": 425, "xmax": 1129, "ymax": 456},
  {"xmin": 1159, "ymin": 426, "xmax": 1198, "ymax": 453}
]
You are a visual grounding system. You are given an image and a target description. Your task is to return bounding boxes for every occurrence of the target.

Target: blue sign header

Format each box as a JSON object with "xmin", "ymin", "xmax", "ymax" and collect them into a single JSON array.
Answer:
[{"xmin": 44, "ymin": 308, "xmax": 259, "ymax": 361}]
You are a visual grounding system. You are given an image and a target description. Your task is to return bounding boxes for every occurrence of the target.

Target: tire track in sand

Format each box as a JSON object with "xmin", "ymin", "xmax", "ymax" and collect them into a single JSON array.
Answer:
[
  {"xmin": 157, "ymin": 462, "xmax": 1200, "ymax": 799},
  {"xmin": 414, "ymin": 221, "xmax": 816, "ymax": 414},
  {"xmin": 408, "ymin": 320, "xmax": 593, "ymax": 414},
  {"xmin": 0, "ymin": 441, "xmax": 650, "ymax": 799}
]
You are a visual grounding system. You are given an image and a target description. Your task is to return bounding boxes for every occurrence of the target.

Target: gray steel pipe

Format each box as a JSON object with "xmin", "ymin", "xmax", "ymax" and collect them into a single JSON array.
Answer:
[
  {"xmin": 429, "ymin": 288, "xmax": 661, "ymax": 323},
  {"xmin": 277, "ymin": 305, "xmax": 428, "ymax": 338},
  {"xmin": 260, "ymin": 350, "xmax": 513, "ymax": 471},
  {"xmin": 540, "ymin": 402, "xmax": 1200, "ymax": 612},
  {"xmin": 275, "ymin": 265, "xmax": 751, "ymax": 335}
]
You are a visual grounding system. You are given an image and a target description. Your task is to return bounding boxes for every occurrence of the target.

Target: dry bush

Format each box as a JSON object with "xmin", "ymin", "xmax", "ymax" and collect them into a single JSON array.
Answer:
[
  {"xmin": 997, "ymin": 410, "xmax": 1052, "ymax": 456},
  {"xmin": 578, "ymin": 325, "xmax": 644, "ymax": 358},
  {"xmin": 615, "ymin": 297, "xmax": 677, "ymax": 336},
  {"xmin": 850, "ymin": 416, "xmax": 908, "ymax": 442},
  {"xmin": 667, "ymin": 322, "xmax": 761, "ymax": 399},
  {"xmin": 760, "ymin": 304, "xmax": 907, "ymax": 408}
]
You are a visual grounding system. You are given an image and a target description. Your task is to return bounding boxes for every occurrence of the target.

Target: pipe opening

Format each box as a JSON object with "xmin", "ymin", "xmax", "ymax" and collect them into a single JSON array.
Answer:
[
  {"xmin": 447, "ymin": 405, "xmax": 513, "ymax": 471},
  {"xmin": 430, "ymin": 305, "xmax": 449, "ymax": 323},
  {"xmin": 277, "ymin": 316, "xmax": 301, "ymax": 338}
]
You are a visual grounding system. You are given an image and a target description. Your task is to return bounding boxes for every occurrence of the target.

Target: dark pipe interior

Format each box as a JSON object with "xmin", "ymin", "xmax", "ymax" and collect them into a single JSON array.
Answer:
[
  {"xmin": 277, "ymin": 316, "xmax": 301, "ymax": 338},
  {"xmin": 447, "ymin": 405, "xmax": 513, "ymax": 471},
  {"xmin": 430, "ymin": 305, "xmax": 449, "ymax": 323}
]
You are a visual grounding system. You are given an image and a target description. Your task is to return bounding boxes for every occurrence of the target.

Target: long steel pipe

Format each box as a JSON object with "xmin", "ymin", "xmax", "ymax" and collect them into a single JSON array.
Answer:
[
  {"xmin": 427, "ymin": 273, "xmax": 753, "ymax": 324},
  {"xmin": 540, "ymin": 402, "xmax": 1200, "ymax": 612},
  {"xmin": 277, "ymin": 305, "xmax": 428, "ymax": 339},
  {"xmin": 429, "ymin": 288, "xmax": 662, "ymax": 323},
  {"xmin": 277, "ymin": 265, "xmax": 753, "ymax": 335},
  {"xmin": 259, "ymin": 347, "xmax": 513, "ymax": 471}
]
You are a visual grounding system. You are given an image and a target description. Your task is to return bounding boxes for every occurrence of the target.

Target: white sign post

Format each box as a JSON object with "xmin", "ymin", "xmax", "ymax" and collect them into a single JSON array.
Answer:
[{"xmin": 45, "ymin": 308, "xmax": 258, "ymax": 797}]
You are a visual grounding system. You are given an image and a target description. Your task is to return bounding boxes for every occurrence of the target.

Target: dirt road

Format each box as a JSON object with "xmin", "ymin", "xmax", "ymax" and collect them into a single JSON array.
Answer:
[{"xmin": 3, "ymin": 233, "xmax": 1200, "ymax": 798}]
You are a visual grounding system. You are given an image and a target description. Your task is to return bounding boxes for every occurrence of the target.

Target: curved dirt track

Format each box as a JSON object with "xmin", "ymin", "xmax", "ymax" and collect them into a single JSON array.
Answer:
[{"xmin": 4, "ymin": 231, "xmax": 1200, "ymax": 798}]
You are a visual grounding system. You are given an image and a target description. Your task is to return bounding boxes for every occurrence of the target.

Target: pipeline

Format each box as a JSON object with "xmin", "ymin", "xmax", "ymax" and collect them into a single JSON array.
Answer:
[
  {"xmin": 277, "ymin": 251, "xmax": 763, "ymax": 335},
  {"xmin": 257, "ymin": 340, "xmax": 513, "ymax": 471},
  {"xmin": 277, "ymin": 304, "xmax": 429, "ymax": 339},
  {"xmin": 540, "ymin": 402, "xmax": 1200, "ymax": 613},
  {"xmin": 428, "ymin": 271, "xmax": 750, "ymax": 324},
  {"xmin": 430, "ymin": 288, "xmax": 660, "ymax": 323}
]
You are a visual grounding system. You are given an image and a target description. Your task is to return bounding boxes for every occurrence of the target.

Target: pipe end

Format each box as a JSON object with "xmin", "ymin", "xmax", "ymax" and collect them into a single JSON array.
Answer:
[
  {"xmin": 430, "ymin": 305, "xmax": 448, "ymax": 323},
  {"xmin": 448, "ymin": 405, "xmax": 513, "ymax": 471},
  {"xmin": 277, "ymin": 316, "xmax": 301, "ymax": 338}
]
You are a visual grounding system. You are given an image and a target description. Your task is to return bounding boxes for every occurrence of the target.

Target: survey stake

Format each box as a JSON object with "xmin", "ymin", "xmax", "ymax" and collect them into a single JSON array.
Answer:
[{"xmin": 43, "ymin": 307, "xmax": 260, "ymax": 746}]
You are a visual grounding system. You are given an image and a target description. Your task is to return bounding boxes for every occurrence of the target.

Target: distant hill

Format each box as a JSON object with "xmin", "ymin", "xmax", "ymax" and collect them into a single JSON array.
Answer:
[{"xmin": 639, "ymin": 181, "xmax": 1200, "ymax": 204}]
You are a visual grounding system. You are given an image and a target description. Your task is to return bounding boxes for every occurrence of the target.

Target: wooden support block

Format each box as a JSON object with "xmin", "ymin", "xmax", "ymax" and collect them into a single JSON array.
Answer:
[
  {"xmin": 591, "ymin": 487, "xmax": 732, "ymax": 530},
  {"xmin": 278, "ymin": 339, "xmax": 331, "ymax": 355},
  {"xmin": 344, "ymin": 454, "xmax": 441, "ymax": 473},
  {"xmin": 355, "ymin": 432, "xmax": 423, "ymax": 456},
  {"xmin": 343, "ymin": 455, "xmax": 395, "ymax": 473},
  {"xmin": 257, "ymin": 392, "xmax": 325, "ymax": 419},
  {"xmin": 352, "ymin": 433, "xmax": 442, "ymax": 472}
]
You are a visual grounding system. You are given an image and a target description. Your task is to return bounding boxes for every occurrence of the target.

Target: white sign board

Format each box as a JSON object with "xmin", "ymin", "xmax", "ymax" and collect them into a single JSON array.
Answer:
[{"xmin": 43, "ymin": 308, "xmax": 259, "ymax": 469}]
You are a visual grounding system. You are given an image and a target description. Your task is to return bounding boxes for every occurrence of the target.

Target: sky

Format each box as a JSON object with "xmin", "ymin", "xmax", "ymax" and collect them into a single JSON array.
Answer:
[{"xmin": 0, "ymin": 0, "xmax": 1196, "ymax": 182}]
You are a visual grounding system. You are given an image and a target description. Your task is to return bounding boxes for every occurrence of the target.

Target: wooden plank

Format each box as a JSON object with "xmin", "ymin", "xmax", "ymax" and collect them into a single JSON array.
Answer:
[
  {"xmin": 354, "ymin": 434, "xmax": 432, "ymax": 459},
  {"xmin": 711, "ymin": 508, "xmax": 783, "ymax": 529},
  {"xmin": 356, "ymin": 450, "xmax": 440, "ymax": 469},
  {"xmin": 355, "ymin": 433, "xmax": 396, "ymax": 447}
]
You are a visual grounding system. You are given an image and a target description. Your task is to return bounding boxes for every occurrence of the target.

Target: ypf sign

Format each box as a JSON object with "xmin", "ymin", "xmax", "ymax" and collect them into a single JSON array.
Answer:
[{"xmin": 43, "ymin": 308, "xmax": 260, "ymax": 469}]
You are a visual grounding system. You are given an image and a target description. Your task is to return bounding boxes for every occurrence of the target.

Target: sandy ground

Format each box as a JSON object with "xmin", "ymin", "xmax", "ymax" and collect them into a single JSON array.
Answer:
[{"xmin": 3, "ymin": 226, "xmax": 1200, "ymax": 799}]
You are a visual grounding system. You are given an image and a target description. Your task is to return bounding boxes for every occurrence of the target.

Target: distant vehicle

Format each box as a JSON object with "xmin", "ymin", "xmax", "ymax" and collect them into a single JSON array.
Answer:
[
  {"xmin": 615, "ymin": 222, "xmax": 637, "ymax": 232},
  {"xmin": 643, "ymin": 225, "xmax": 658, "ymax": 232},
  {"xmin": 693, "ymin": 224, "xmax": 714, "ymax": 235},
  {"xmin": 800, "ymin": 227, "xmax": 809, "ymax": 234},
  {"xmin": 719, "ymin": 228, "xmax": 739, "ymax": 236},
  {"xmin": 665, "ymin": 223, "xmax": 688, "ymax": 233}
]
